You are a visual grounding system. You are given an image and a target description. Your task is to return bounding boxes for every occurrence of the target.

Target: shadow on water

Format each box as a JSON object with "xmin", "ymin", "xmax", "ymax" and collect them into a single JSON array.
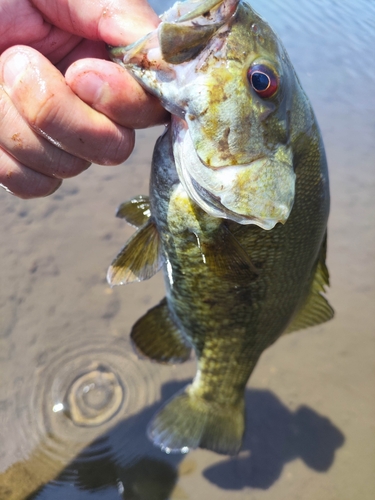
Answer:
[
  {"xmin": 26, "ymin": 382, "xmax": 344, "ymax": 499},
  {"xmin": 203, "ymin": 389, "xmax": 345, "ymax": 490}
]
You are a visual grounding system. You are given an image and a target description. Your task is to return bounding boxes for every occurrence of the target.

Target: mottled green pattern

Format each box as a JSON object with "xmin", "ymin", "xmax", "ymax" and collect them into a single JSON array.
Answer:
[
  {"xmin": 151, "ymin": 120, "xmax": 329, "ymax": 410},
  {"xmin": 109, "ymin": 0, "xmax": 332, "ymax": 455}
]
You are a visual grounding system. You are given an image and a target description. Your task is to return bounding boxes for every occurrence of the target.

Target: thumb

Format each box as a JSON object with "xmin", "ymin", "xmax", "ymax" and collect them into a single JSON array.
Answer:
[
  {"xmin": 31, "ymin": 0, "xmax": 160, "ymax": 45},
  {"xmin": 65, "ymin": 58, "xmax": 169, "ymax": 129}
]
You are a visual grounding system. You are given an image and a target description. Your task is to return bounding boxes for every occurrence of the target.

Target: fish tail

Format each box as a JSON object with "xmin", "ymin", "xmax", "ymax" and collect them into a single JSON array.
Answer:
[{"xmin": 147, "ymin": 386, "xmax": 245, "ymax": 455}]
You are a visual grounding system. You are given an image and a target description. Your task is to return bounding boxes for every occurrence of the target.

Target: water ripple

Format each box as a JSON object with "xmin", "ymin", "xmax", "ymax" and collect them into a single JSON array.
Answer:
[
  {"xmin": 0, "ymin": 337, "xmax": 165, "ymax": 498},
  {"xmin": 33, "ymin": 339, "xmax": 161, "ymax": 461}
]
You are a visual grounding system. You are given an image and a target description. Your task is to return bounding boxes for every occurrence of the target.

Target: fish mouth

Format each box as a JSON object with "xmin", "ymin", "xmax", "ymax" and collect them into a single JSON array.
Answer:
[
  {"xmin": 108, "ymin": 0, "xmax": 239, "ymax": 67},
  {"xmin": 172, "ymin": 118, "xmax": 296, "ymax": 230}
]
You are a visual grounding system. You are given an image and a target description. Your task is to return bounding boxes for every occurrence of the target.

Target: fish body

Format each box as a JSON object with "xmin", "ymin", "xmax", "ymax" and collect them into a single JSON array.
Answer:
[{"xmin": 108, "ymin": 0, "xmax": 333, "ymax": 455}]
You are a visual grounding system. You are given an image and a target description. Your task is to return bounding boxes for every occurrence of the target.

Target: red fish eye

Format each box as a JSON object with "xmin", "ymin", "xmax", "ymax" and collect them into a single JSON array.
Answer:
[{"xmin": 248, "ymin": 64, "xmax": 279, "ymax": 98}]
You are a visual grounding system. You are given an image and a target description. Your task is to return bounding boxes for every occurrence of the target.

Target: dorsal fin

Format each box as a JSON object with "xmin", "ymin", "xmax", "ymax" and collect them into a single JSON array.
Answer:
[
  {"xmin": 284, "ymin": 233, "xmax": 334, "ymax": 334},
  {"xmin": 131, "ymin": 298, "xmax": 192, "ymax": 364},
  {"xmin": 116, "ymin": 195, "xmax": 151, "ymax": 228},
  {"xmin": 107, "ymin": 219, "xmax": 162, "ymax": 285}
]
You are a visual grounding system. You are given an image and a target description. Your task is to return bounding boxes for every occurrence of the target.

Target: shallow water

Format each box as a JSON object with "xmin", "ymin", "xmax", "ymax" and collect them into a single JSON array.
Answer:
[{"xmin": 0, "ymin": 0, "xmax": 374, "ymax": 499}]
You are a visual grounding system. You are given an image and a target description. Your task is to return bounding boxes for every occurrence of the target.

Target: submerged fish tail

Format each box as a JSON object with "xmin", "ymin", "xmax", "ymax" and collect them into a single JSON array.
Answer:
[{"xmin": 148, "ymin": 385, "xmax": 245, "ymax": 455}]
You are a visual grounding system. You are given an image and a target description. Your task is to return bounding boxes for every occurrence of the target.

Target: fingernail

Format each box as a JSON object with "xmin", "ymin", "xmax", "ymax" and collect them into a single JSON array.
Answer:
[
  {"xmin": 2, "ymin": 51, "xmax": 30, "ymax": 89},
  {"xmin": 74, "ymin": 73, "xmax": 106, "ymax": 105},
  {"xmin": 0, "ymin": 182, "xmax": 14, "ymax": 195},
  {"xmin": 43, "ymin": 179, "xmax": 63, "ymax": 197}
]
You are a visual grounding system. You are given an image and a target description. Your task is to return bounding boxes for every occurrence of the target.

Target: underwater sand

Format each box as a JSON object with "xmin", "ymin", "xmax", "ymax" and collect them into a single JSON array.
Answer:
[{"xmin": 0, "ymin": 0, "xmax": 374, "ymax": 498}]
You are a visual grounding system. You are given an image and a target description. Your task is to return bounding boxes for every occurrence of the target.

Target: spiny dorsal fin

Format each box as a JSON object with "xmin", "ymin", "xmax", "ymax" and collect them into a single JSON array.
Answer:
[
  {"xmin": 131, "ymin": 298, "xmax": 192, "ymax": 364},
  {"xmin": 107, "ymin": 218, "xmax": 162, "ymax": 285},
  {"xmin": 201, "ymin": 224, "xmax": 260, "ymax": 282},
  {"xmin": 116, "ymin": 195, "xmax": 151, "ymax": 228},
  {"xmin": 284, "ymin": 233, "xmax": 334, "ymax": 334}
]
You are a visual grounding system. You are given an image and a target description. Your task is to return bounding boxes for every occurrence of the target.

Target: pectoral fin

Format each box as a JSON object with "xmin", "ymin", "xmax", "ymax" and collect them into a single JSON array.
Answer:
[
  {"xmin": 116, "ymin": 195, "xmax": 151, "ymax": 228},
  {"xmin": 202, "ymin": 224, "xmax": 260, "ymax": 282},
  {"xmin": 284, "ymin": 233, "xmax": 334, "ymax": 334},
  {"xmin": 107, "ymin": 219, "xmax": 162, "ymax": 285},
  {"xmin": 131, "ymin": 298, "xmax": 192, "ymax": 364}
]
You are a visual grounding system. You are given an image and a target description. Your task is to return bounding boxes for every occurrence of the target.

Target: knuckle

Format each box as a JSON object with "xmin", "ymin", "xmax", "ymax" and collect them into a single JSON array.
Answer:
[
  {"xmin": 100, "ymin": 129, "xmax": 135, "ymax": 165},
  {"xmin": 28, "ymin": 93, "xmax": 59, "ymax": 132},
  {"xmin": 0, "ymin": 88, "xmax": 17, "ymax": 129}
]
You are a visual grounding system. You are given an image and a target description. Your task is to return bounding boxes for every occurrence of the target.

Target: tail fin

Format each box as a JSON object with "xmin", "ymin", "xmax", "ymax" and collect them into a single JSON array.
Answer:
[{"xmin": 147, "ymin": 387, "xmax": 245, "ymax": 455}]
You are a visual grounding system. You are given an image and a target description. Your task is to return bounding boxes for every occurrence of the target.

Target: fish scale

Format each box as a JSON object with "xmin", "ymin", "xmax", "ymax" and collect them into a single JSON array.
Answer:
[{"xmin": 107, "ymin": 0, "xmax": 333, "ymax": 455}]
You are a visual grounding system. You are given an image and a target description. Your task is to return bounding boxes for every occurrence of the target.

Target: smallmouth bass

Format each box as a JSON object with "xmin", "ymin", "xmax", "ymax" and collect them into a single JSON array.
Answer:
[{"xmin": 107, "ymin": 0, "xmax": 333, "ymax": 455}]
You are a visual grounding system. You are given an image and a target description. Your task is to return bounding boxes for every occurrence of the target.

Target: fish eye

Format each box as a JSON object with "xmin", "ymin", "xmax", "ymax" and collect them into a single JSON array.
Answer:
[{"xmin": 248, "ymin": 64, "xmax": 279, "ymax": 98}]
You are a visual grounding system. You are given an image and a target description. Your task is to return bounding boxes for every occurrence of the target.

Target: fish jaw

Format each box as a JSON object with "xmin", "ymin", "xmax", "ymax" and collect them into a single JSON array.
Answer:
[{"xmin": 172, "ymin": 117, "xmax": 295, "ymax": 229}]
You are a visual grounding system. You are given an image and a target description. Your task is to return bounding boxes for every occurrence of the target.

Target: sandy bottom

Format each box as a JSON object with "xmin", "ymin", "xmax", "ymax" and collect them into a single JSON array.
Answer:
[{"xmin": 0, "ymin": 0, "xmax": 374, "ymax": 499}]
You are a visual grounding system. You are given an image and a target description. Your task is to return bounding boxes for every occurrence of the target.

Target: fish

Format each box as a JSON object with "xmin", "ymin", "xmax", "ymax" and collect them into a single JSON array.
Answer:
[{"xmin": 107, "ymin": 0, "xmax": 334, "ymax": 455}]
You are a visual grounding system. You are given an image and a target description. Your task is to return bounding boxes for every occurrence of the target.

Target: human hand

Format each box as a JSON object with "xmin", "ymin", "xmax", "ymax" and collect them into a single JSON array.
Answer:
[{"xmin": 0, "ymin": 0, "xmax": 168, "ymax": 198}]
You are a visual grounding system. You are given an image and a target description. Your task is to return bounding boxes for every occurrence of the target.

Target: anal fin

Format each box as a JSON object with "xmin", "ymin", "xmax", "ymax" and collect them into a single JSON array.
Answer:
[{"xmin": 131, "ymin": 298, "xmax": 192, "ymax": 364}]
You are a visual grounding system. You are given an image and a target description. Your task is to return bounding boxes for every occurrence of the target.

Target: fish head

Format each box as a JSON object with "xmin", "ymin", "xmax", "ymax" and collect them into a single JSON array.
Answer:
[{"xmin": 110, "ymin": 0, "xmax": 303, "ymax": 229}]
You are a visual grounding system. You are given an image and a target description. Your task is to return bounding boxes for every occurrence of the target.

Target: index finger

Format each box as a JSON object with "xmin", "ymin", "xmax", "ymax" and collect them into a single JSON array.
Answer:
[{"xmin": 32, "ymin": 0, "xmax": 161, "ymax": 46}]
